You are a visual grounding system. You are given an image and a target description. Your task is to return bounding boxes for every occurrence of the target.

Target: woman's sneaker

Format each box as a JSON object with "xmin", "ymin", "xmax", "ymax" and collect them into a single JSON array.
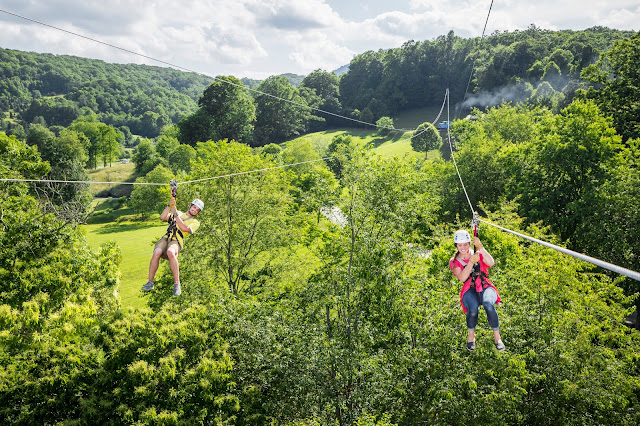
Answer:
[
  {"xmin": 495, "ymin": 341, "xmax": 506, "ymax": 351},
  {"xmin": 466, "ymin": 341, "xmax": 476, "ymax": 351},
  {"xmin": 173, "ymin": 282, "xmax": 181, "ymax": 296},
  {"xmin": 141, "ymin": 281, "xmax": 154, "ymax": 291}
]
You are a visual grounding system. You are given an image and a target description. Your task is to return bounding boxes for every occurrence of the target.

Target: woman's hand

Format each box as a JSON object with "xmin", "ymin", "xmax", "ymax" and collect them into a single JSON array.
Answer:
[
  {"xmin": 471, "ymin": 253, "xmax": 481, "ymax": 264},
  {"xmin": 473, "ymin": 236, "xmax": 483, "ymax": 250}
]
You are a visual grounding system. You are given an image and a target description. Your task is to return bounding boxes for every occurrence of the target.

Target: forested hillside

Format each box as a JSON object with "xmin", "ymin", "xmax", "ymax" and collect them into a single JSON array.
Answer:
[
  {"xmin": 2, "ymin": 27, "xmax": 636, "ymax": 145},
  {"xmin": 337, "ymin": 26, "xmax": 635, "ymax": 126},
  {"xmin": 0, "ymin": 48, "xmax": 213, "ymax": 138},
  {"xmin": 1, "ymin": 27, "xmax": 640, "ymax": 425}
]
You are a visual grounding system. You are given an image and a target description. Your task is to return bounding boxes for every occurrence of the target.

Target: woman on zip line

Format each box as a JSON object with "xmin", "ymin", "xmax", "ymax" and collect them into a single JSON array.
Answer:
[{"xmin": 449, "ymin": 229, "xmax": 505, "ymax": 351}]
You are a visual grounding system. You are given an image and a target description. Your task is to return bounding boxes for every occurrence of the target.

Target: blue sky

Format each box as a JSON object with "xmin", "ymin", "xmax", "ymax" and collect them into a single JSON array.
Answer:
[{"xmin": 0, "ymin": 0, "xmax": 638, "ymax": 79}]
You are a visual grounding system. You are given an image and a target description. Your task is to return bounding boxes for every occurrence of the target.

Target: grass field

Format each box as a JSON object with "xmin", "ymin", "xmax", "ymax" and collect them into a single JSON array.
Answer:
[
  {"xmin": 83, "ymin": 198, "xmax": 166, "ymax": 310},
  {"xmin": 81, "ymin": 107, "xmax": 446, "ymax": 309},
  {"xmin": 87, "ymin": 161, "xmax": 136, "ymax": 198},
  {"xmin": 285, "ymin": 105, "xmax": 447, "ymax": 159}
]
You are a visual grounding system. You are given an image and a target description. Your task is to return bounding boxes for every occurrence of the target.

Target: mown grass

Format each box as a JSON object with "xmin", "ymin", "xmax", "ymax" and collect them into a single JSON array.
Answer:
[
  {"xmin": 83, "ymin": 198, "xmax": 166, "ymax": 310},
  {"xmin": 84, "ymin": 163, "xmax": 164, "ymax": 311},
  {"xmin": 81, "ymin": 107, "xmax": 446, "ymax": 309},
  {"xmin": 87, "ymin": 161, "xmax": 137, "ymax": 198}
]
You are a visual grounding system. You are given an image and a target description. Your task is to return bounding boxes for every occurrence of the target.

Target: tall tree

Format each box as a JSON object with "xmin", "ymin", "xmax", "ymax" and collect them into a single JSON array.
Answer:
[
  {"xmin": 97, "ymin": 123, "xmax": 119, "ymax": 167},
  {"xmin": 197, "ymin": 75, "xmax": 256, "ymax": 144},
  {"xmin": 411, "ymin": 122, "xmax": 441, "ymax": 160},
  {"xmin": 253, "ymin": 76, "xmax": 312, "ymax": 145},
  {"xmin": 581, "ymin": 31, "xmax": 640, "ymax": 141},
  {"xmin": 517, "ymin": 99, "xmax": 621, "ymax": 241},
  {"xmin": 300, "ymin": 69, "xmax": 343, "ymax": 128},
  {"xmin": 175, "ymin": 140, "xmax": 292, "ymax": 297}
]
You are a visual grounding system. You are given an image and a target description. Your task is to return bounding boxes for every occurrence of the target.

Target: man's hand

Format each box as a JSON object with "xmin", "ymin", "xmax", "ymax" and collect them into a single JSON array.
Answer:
[{"xmin": 168, "ymin": 197, "xmax": 176, "ymax": 208}]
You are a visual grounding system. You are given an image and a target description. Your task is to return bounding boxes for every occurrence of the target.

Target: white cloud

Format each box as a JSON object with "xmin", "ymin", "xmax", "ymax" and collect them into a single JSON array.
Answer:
[
  {"xmin": 284, "ymin": 32, "xmax": 354, "ymax": 72},
  {"xmin": 253, "ymin": 0, "xmax": 341, "ymax": 30},
  {"xmin": 0, "ymin": 0, "xmax": 638, "ymax": 79}
]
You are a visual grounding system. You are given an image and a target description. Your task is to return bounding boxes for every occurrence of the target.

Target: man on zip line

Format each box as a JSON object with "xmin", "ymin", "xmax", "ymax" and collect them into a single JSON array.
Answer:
[{"xmin": 141, "ymin": 196, "xmax": 204, "ymax": 296}]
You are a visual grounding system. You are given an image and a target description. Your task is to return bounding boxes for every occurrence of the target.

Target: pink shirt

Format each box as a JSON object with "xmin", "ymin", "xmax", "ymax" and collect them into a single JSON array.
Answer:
[{"xmin": 449, "ymin": 253, "xmax": 501, "ymax": 313}]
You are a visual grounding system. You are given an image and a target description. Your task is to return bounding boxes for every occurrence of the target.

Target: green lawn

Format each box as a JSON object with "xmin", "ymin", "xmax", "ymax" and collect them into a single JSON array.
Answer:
[
  {"xmin": 285, "ymin": 105, "xmax": 449, "ymax": 159},
  {"xmin": 83, "ymin": 211, "xmax": 166, "ymax": 310},
  {"xmin": 87, "ymin": 161, "xmax": 136, "ymax": 198},
  {"xmin": 287, "ymin": 127, "xmax": 439, "ymax": 160}
]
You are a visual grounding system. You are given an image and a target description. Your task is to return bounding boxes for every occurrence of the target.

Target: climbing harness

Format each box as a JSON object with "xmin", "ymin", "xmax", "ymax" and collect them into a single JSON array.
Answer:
[{"xmin": 163, "ymin": 179, "xmax": 183, "ymax": 242}]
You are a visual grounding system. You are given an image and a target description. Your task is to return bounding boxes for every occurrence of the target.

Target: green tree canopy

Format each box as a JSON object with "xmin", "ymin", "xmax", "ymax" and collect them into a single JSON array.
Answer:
[
  {"xmin": 411, "ymin": 122, "xmax": 441, "ymax": 160},
  {"xmin": 253, "ymin": 76, "xmax": 313, "ymax": 145},
  {"xmin": 197, "ymin": 75, "xmax": 256, "ymax": 145},
  {"xmin": 581, "ymin": 31, "xmax": 640, "ymax": 141}
]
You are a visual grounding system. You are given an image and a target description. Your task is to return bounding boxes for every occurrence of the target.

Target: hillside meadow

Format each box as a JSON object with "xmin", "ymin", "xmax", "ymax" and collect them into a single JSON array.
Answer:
[{"xmin": 82, "ymin": 118, "xmax": 444, "ymax": 310}]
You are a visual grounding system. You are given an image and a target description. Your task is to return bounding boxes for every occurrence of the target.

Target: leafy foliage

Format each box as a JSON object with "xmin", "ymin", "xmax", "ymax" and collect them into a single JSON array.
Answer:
[
  {"xmin": 0, "ymin": 47, "xmax": 211, "ymax": 138},
  {"xmin": 2, "ymin": 29, "xmax": 640, "ymax": 426},
  {"xmin": 410, "ymin": 122, "xmax": 441, "ymax": 160},
  {"xmin": 581, "ymin": 31, "xmax": 640, "ymax": 141}
]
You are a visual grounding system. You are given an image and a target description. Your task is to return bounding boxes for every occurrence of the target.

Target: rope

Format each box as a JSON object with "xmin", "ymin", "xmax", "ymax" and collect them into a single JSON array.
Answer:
[
  {"xmin": 444, "ymin": 88, "xmax": 475, "ymax": 216},
  {"xmin": 0, "ymin": 8, "xmax": 414, "ymax": 134}
]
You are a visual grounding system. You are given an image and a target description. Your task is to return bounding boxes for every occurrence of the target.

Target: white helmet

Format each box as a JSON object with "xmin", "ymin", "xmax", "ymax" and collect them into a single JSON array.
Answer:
[
  {"xmin": 191, "ymin": 199, "xmax": 204, "ymax": 211},
  {"xmin": 454, "ymin": 229, "xmax": 471, "ymax": 243}
]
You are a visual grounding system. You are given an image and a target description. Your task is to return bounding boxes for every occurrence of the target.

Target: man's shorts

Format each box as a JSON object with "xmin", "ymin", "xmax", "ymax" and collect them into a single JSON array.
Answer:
[{"xmin": 154, "ymin": 237, "xmax": 182, "ymax": 258}]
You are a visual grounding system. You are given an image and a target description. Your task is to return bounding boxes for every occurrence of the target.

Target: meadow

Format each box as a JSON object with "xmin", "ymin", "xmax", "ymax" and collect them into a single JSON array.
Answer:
[
  {"xmin": 82, "ymin": 198, "xmax": 166, "ymax": 309},
  {"xmin": 82, "ymin": 110, "xmax": 443, "ymax": 309}
]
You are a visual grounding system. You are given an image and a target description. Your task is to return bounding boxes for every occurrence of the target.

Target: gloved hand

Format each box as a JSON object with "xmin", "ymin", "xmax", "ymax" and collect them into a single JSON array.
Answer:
[
  {"xmin": 473, "ymin": 236, "xmax": 483, "ymax": 250},
  {"xmin": 471, "ymin": 253, "xmax": 481, "ymax": 264}
]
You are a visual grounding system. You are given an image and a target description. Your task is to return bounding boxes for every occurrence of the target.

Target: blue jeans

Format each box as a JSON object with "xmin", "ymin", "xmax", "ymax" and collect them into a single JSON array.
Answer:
[{"xmin": 463, "ymin": 287, "xmax": 500, "ymax": 331}]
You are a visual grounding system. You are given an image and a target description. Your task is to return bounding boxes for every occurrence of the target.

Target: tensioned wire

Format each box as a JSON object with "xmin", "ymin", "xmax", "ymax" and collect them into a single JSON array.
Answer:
[
  {"xmin": 0, "ymin": 157, "xmax": 332, "ymax": 187},
  {"xmin": 442, "ymin": 0, "xmax": 640, "ymax": 282},
  {"xmin": 444, "ymin": 90, "xmax": 640, "ymax": 281},
  {"xmin": 0, "ymin": 8, "xmax": 415, "ymax": 135},
  {"xmin": 457, "ymin": 0, "xmax": 495, "ymax": 120}
]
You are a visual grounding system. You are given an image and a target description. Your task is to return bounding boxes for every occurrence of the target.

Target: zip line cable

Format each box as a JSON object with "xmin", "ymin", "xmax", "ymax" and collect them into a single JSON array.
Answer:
[
  {"xmin": 479, "ymin": 218, "xmax": 640, "ymax": 282},
  {"xmin": 457, "ymin": 0, "xmax": 494, "ymax": 120},
  {"xmin": 373, "ymin": 89, "xmax": 449, "ymax": 149},
  {"xmin": 0, "ymin": 178, "xmax": 165, "ymax": 186},
  {"xmin": 0, "ymin": 157, "xmax": 331, "ymax": 187},
  {"xmin": 444, "ymin": 88, "xmax": 475, "ymax": 216},
  {"xmin": 446, "ymin": 85, "xmax": 640, "ymax": 281},
  {"xmin": 0, "ymin": 8, "xmax": 414, "ymax": 134},
  {"xmin": 446, "ymin": 88, "xmax": 640, "ymax": 281}
]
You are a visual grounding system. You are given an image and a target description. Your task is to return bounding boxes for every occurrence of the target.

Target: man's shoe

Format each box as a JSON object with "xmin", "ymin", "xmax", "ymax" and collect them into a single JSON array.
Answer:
[
  {"xmin": 495, "ymin": 341, "xmax": 506, "ymax": 351},
  {"xmin": 141, "ymin": 281, "xmax": 154, "ymax": 291},
  {"xmin": 173, "ymin": 282, "xmax": 181, "ymax": 296},
  {"xmin": 466, "ymin": 341, "xmax": 476, "ymax": 351}
]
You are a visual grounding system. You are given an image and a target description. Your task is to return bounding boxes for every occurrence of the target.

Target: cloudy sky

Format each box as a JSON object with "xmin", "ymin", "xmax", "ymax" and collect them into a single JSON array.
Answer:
[{"xmin": 1, "ymin": 0, "xmax": 638, "ymax": 79}]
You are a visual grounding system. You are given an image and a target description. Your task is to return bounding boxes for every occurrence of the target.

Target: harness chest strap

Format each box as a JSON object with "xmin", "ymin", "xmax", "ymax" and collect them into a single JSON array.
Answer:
[
  {"xmin": 455, "ymin": 257, "xmax": 487, "ymax": 292},
  {"xmin": 164, "ymin": 215, "xmax": 184, "ymax": 241}
]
